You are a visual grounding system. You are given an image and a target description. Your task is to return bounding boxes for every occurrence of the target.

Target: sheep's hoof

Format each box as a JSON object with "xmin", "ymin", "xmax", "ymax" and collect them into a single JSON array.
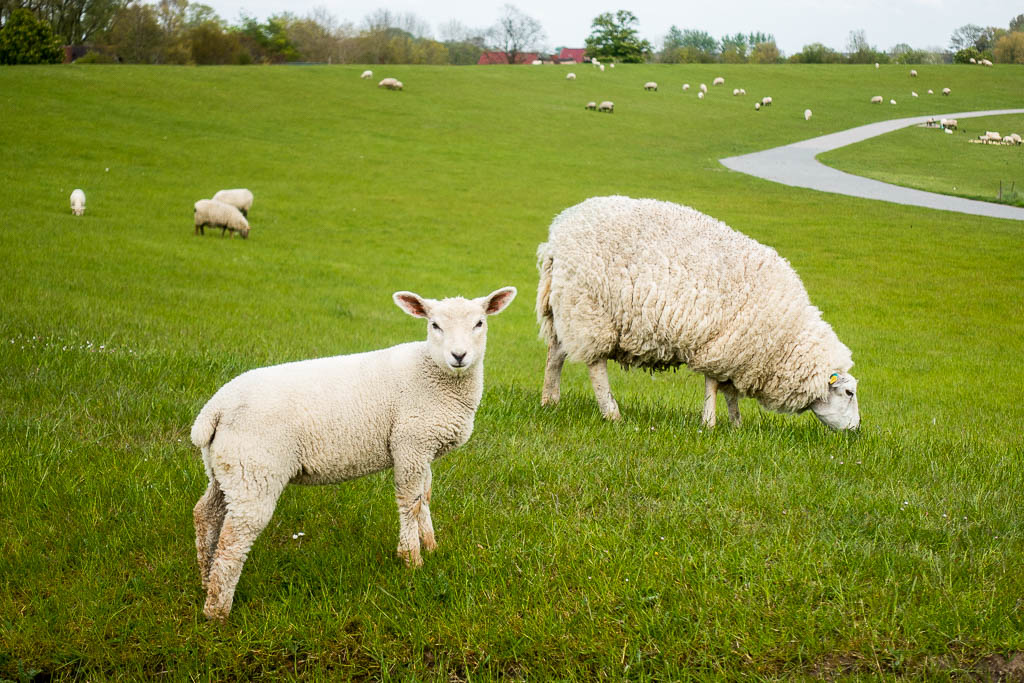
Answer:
[
  {"xmin": 203, "ymin": 602, "xmax": 230, "ymax": 622},
  {"xmin": 603, "ymin": 407, "xmax": 621, "ymax": 421},
  {"xmin": 540, "ymin": 392, "xmax": 560, "ymax": 407},
  {"xmin": 398, "ymin": 547, "xmax": 423, "ymax": 568},
  {"xmin": 422, "ymin": 534, "xmax": 437, "ymax": 552}
]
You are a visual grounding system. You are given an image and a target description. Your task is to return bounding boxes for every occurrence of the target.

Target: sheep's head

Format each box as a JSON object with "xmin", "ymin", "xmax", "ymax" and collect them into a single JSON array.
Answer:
[
  {"xmin": 809, "ymin": 372, "xmax": 860, "ymax": 430},
  {"xmin": 394, "ymin": 287, "xmax": 516, "ymax": 375}
]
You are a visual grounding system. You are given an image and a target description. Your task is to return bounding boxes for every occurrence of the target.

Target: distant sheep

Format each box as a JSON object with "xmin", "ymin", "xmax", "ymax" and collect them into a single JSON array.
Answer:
[
  {"xmin": 566, "ymin": 72, "xmax": 576, "ymax": 80},
  {"xmin": 194, "ymin": 199, "xmax": 250, "ymax": 239},
  {"xmin": 644, "ymin": 81, "xmax": 658, "ymax": 91},
  {"xmin": 70, "ymin": 189, "xmax": 85, "ymax": 216},
  {"xmin": 912, "ymin": 91, "xmax": 918, "ymax": 97},
  {"xmin": 871, "ymin": 95, "xmax": 883, "ymax": 104},
  {"xmin": 761, "ymin": 96, "xmax": 772, "ymax": 106},
  {"xmin": 928, "ymin": 89, "xmax": 934, "ymax": 94},
  {"xmin": 378, "ymin": 77, "xmax": 403, "ymax": 91},
  {"xmin": 698, "ymin": 91, "xmax": 705, "ymax": 100},
  {"xmin": 361, "ymin": 70, "xmax": 373, "ymax": 79},
  {"xmin": 910, "ymin": 69, "xmax": 917, "ymax": 77},
  {"xmin": 980, "ymin": 58, "xmax": 993, "ymax": 66},
  {"xmin": 599, "ymin": 64, "xmax": 605, "ymax": 71},
  {"xmin": 733, "ymin": 88, "xmax": 740, "ymax": 96},
  {"xmin": 874, "ymin": 62, "xmax": 879, "ymax": 69},
  {"xmin": 191, "ymin": 286, "xmax": 516, "ymax": 620},
  {"xmin": 682, "ymin": 83, "xmax": 690, "ymax": 91},
  {"xmin": 212, "ymin": 188, "xmax": 253, "ymax": 217},
  {"xmin": 804, "ymin": 108, "xmax": 812, "ymax": 121},
  {"xmin": 754, "ymin": 102, "xmax": 761, "ymax": 110},
  {"xmin": 940, "ymin": 119, "xmax": 957, "ymax": 130},
  {"xmin": 597, "ymin": 100, "xmax": 614, "ymax": 113},
  {"xmin": 890, "ymin": 99, "xmax": 897, "ymax": 105},
  {"xmin": 585, "ymin": 101, "xmax": 597, "ymax": 110},
  {"xmin": 942, "ymin": 87, "xmax": 951, "ymax": 95},
  {"xmin": 536, "ymin": 196, "xmax": 860, "ymax": 431},
  {"xmin": 699, "ymin": 83, "xmax": 708, "ymax": 93},
  {"xmin": 712, "ymin": 76, "xmax": 725, "ymax": 86}
]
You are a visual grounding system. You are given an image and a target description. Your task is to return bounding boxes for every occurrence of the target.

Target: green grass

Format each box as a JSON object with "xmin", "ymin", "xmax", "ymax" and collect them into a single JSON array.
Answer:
[
  {"xmin": 1, "ymin": 63, "xmax": 1023, "ymax": 680},
  {"xmin": 821, "ymin": 113, "xmax": 1024, "ymax": 207}
]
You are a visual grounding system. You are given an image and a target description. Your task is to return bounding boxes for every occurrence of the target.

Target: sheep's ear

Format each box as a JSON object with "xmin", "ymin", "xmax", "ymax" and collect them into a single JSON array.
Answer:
[
  {"xmin": 481, "ymin": 286, "xmax": 517, "ymax": 316},
  {"xmin": 393, "ymin": 291, "xmax": 431, "ymax": 318}
]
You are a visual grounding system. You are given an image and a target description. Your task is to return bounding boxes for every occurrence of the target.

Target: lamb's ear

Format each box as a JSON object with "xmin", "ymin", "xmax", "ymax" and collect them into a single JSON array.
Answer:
[
  {"xmin": 393, "ymin": 291, "xmax": 431, "ymax": 318},
  {"xmin": 481, "ymin": 286, "xmax": 517, "ymax": 316}
]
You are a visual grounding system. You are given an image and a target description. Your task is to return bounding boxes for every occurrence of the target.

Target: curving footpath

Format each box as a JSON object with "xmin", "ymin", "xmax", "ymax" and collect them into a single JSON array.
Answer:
[{"xmin": 720, "ymin": 109, "xmax": 1024, "ymax": 221}]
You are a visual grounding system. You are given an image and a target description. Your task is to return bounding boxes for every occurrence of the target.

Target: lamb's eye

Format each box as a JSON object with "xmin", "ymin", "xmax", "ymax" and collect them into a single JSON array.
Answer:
[
  {"xmin": 474, "ymin": 320, "xmax": 484, "ymax": 329},
  {"xmin": 845, "ymin": 390, "xmax": 854, "ymax": 398},
  {"xmin": 431, "ymin": 322, "xmax": 441, "ymax": 331}
]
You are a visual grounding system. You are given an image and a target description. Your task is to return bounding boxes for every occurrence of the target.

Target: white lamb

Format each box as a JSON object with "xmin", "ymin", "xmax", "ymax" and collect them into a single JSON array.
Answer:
[
  {"xmin": 928, "ymin": 89, "xmax": 934, "ymax": 94},
  {"xmin": 361, "ymin": 69, "xmax": 373, "ymax": 79},
  {"xmin": 566, "ymin": 72, "xmax": 576, "ymax": 80},
  {"xmin": 804, "ymin": 108, "xmax": 812, "ymax": 121},
  {"xmin": 700, "ymin": 83, "xmax": 708, "ymax": 93},
  {"xmin": 755, "ymin": 102, "xmax": 761, "ymax": 110},
  {"xmin": 212, "ymin": 188, "xmax": 253, "ymax": 217},
  {"xmin": 713, "ymin": 76, "xmax": 725, "ymax": 86},
  {"xmin": 597, "ymin": 100, "xmax": 614, "ymax": 113},
  {"xmin": 698, "ymin": 91, "xmax": 704, "ymax": 100},
  {"xmin": 585, "ymin": 101, "xmax": 597, "ymax": 110},
  {"xmin": 761, "ymin": 96, "xmax": 772, "ymax": 106},
  {"xmin": 70, "ymin": 188, "xmax": 85, "ymax": 216},
  {"xmin": 194, "ymin": 199, "xmax": 250, "ymax": 239},
  {"xmin": 733, "ymin": 88, "xmax": 740, "ymax": 96},
  {"xmin": 890, "ymin": 99, "xmax": 897, "ymax": 105},
  {"xmin": 191, "ymin": 287, "xmax": 517, "ymax": 620},
  {"xmin": 536, "ymin": 196, "xmax": 859, "ymax": 431},
  {"xmin": 942, "ymin": 87, "xmax": 951, "ymax": 95},
  {"xmin": 910, "ymin": 69, "xmax": 917, "ymax": 77},
  {"xmin": 378, "ymin": 77, "xmax": 403, "ymax": 90},
  {"xmin": 871, "ymin": 95, "xmax": 883, "ymax": 104},
  {"xmin": 682, "ymin": 83, "xmax": 690, "ymax": 91},
  {"xmin": 912, "ymin": 91, "xmax": 918, "ymax": 97},
  {"xmin": 644, "ymin": 81, "xmax": 658, "ymax": 91}
]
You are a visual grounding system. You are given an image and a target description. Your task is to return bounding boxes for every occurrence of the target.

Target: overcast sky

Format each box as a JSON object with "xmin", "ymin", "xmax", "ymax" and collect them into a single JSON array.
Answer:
[{"xmin": 201, "ymin": 0, "xmax": 1020, "ymax": 55}]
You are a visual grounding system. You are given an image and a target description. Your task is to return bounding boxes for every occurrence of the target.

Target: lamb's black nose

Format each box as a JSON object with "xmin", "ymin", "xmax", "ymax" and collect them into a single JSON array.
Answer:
[{"xmin": 451, "ymin": 352, "xmax": 466, "ymax": 366}]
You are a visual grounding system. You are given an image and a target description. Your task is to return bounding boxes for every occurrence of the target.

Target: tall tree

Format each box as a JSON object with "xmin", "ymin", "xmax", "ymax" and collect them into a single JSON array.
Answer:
[
  {"xmin": 488, "ymin": 4, "xmax": 544, "ymax": 64},
  {"xmin": 1011, "ymin": 13, "xmax": 1024, "ymax": 32},
  {"xmin": 994, "ymin": 31, "xmax": 1024, "ymax": 63},
  {"xmin": 584, "ymin": 10, "xmax": 650, "ymax": 63},
  {"xmin": 949, "ymin": 23, "xmax": 985, "ymax": 51},
  {"xmin": 720, "ymin": 32, "xmax": 747, "ymax": 63}
]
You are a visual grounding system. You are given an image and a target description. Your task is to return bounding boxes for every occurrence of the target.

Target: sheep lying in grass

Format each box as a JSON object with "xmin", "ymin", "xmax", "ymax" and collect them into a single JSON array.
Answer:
[
  {"xmin": 194, "ymin": 199, "xmax": 249, "ymax": 238},
  {"xmin": 536, "ymin": 196, "xmax": 860, "ymax": 431},
  {"xmin": 212, "ymin": 188, "xmax": 253, "ymax": 217},
  {"xmin": 191, "ymin": 287, "xmax": 517, "ymax": 620},
  {"xmin": 597, "ymin": 100, "xmax": 614, "ymax": 113},
  {"xmin": 70, "ymin": 189, "xmax": 85, "ymax": 216}
]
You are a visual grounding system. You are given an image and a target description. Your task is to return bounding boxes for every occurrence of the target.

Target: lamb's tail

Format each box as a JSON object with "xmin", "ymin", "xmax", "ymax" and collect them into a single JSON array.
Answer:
[
  {"xmin": 536, "ymin": 242, "xmax": 557, "ymax": 346},
  {"xmin": 190, "ymin": 398, "xmax": 221, "ymax": 450}
]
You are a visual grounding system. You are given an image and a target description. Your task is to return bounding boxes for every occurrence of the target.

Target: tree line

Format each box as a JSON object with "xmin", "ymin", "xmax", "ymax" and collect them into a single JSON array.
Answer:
[{"xmin": 2, "ymin": 1, "xmax": 1023, "ymax": 67}]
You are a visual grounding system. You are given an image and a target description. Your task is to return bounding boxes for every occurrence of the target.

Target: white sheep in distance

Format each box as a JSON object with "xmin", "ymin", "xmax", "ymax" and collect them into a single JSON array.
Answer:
[
  {"xmin": 699, "ymin": 83, "xmax": 708, "ymax": 93},
  {"xmin": 912, "ymin": 91, "xmax": 918, "ymax": 97},
  {"xmin": 754, "ymin": 102, "xmax": 761, "ymax": 110},
  {"xmin": 890, "ymin": 99, "xmax": 897, "ymax": 105},
  {"xmin": 585, "ymin": 101, "xmax": 597, "ymax": 110},
  {"xmin": 682, "ymin": 83, "xmax": 690, "ymax": 91},
  {"xmin": 566, "ymin": 72, "xmax": 576, "ymax": 80},
  {"xmin": 733, "ymin": 88, "xmax": 740, "ymax": 95},
  {"xmin": 874, "ymin": 62, "xmax": 879, "ymax": 68},
  {"xmin": 761, "ymin": 96, "xmax": 772, "ymax": 106},
  {"xmin": 536, "ymin": 196, "xmax": 859, "ymax": 430},
  {"xmin": 194, "ymin": 199, "xmax": 250, "ymax": 238},
  {"xmin": 643, "ymin": 81, "xmax": 658, "ymax": 91},
  {"xmin": 212, "ymin": 188, "xmax": 253, "ymax": 217},
  {"xmin": 698, "ymin": 91, "xmax": 704, "ymax": 100},
  {"xmin": 597, "ymin": 100, "xmax": 614, "ymax": 113},
  {"xmin": 360, "ymin": 69, "xmax": 373, "ymax": 79},
  {"xmin": 378, "ymin": 77, "xmax": 403, "ymax": 90},
  {"xmin": 871, "ymin": 95, "xmax": 883, "ymax": 104},
  {"xmin": 928, "ymin": 89, "xmax": 934, "ymax": 94},
  {"xmin": 713, "ymin": 76, "xmax": 725, "ymax": 86},
  {"xmin": 910, "ymin": 69, "xmax": 918, "ymax": 77},
  {"xmin": 191, "ymin": 286, "xmax": 517, "ymax": 620},
  {"xmin": 942, "ymin": 87, "xmax": 951, "ymax": 95},
  {"xmin": 804, "ymin": 108, "xmax": 812, "ymax": 120},
  {"xmin": 70, "ymin": 188, "xmax": 85, "ymax": 216}
]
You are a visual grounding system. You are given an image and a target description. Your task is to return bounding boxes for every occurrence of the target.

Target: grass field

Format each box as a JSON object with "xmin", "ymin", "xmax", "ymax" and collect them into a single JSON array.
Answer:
[
  {"xmin": 2, "ymin": 63, "xmax": 1023, "ymax": 680},
  {"xmin": 821, "ymin": 113, "xmax": 1024, "ymax": 207}
]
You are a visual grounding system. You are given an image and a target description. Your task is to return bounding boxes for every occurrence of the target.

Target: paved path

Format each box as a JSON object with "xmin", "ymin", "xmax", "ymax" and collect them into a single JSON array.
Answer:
[{"xmin": 720, "ymin": 109, "xmax": 1024, "ymax": 221}]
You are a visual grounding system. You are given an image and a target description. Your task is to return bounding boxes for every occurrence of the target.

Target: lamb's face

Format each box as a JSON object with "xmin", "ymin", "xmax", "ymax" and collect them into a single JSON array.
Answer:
[
  {"xmin": 810, "ymin": 372, "xmax": 860, "ymax": 430},
  {"xmin": 394, "ymin": 288, "xmax": 517, "ymax": 376}
]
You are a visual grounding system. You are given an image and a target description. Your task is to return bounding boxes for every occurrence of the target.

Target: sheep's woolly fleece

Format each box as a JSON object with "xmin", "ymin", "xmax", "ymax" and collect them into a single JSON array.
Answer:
[{"xmin": 536, "ymin": 196, "xmax": 853, "ymax": 413}]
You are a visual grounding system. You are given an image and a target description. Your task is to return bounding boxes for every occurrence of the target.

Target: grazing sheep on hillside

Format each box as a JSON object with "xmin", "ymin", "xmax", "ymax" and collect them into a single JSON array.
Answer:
[
  {"xmin": 928, "ymin": 89, "xmax": 934, "ymax": 94},
  {"xmin": 733, "ymin": 88, "xmax": 740, "ymax": 96},
  {"xmin": 212, "ymin": 188, "xmax": 253, "ymax": 217},
  {"xmin": 566, "ymin": 72, "xmax": 576, "ymax": 80},
  {"xmin": 804, "ymin": 108, "xmax": 812, "ymax": 121},
  {"xmin": 874, "ymin": 62, "xmax": 879, "ymax": 69},
  {"xmin": 191, "ymin": 286, "xmax": 517, "ymax": 620},
  {"xmin": 700, "ymin": 83, "xmax": 708, "ymax": 93},
  {"xmin": 698, "ymin": 91, "xmax": 705, "ymax": 100},
  {"xmin": 912, "ymin": 91, "xmax": 918, "ymax": 97},
  {"xmin": 194, "ymin": 199, "xmax": 250, "ymax": 239},
  {"xmin": 585, "ymin": 101, "xmax": 597, "ymax": 110},
  {"xmin": 536, "ymin": 196, "xmax": 860, "ymax": 430},
  {"xmin": 597, "ymin": 100, "xmax": 614, "ymax": 113},
  {"xmin": 682, "ymin": 83, "xmax": 690, "ymax": 91},
  {"xmin": 980, "ymin": 58, "xmax": 993, "ymax": 66},
  {"xmin": 942, "ymin": 87, "xmax": 951, "ymax": 95},
  {"xmin": 378, "ymin": 77, "xmax": 403, "ymax": 90},
  {"xmin": 871, "ymin": 95, "xmax": 883, "ymax": 104},
  {"xmin": 70, "ymin": 188, "xmax": 85, "ymax": 216},
  {"xmin": 761, "ymin": 96, "xmax": 772, "ymax": 106},
  {"xmin": 754, "ymin": 102, "xmax": 761, "ymax": 110},
  {"xmin": 644, "ymin": 81, "xmax": 658, "ymax": 91},
  {"xmin": 361, "ymin": 70, "xmax": 373, "ymax": 79},
  {"xmin": 910, "ymin": 69, "xmax": 917, "ymax": 77},
  {"xmin": 940, "ymin": 118, "xmax": 957, "ymax": 130},
  {"xmin": 890, "ymin": 99, "xmax": 897, "ymax": 105},
  {"xmin": 713, "ymin": 76, "xmax": 725, "ymax": 86}
]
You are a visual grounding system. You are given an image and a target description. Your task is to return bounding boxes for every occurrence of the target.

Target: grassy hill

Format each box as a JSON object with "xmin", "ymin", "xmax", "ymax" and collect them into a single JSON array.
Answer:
[{"xmin": 1, "ymin": 63, "xmax": 1022, "ymax": 680}]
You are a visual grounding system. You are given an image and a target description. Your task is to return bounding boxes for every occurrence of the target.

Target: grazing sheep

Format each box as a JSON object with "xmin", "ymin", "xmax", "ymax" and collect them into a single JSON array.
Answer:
[
  {"xmin": 871, "ymin": 95, "xmax": 883, "ymax": 104},
  {"xmin": 566, "ymin": 72, "xmax": 576, "ymax": 80},
  {"xmin": 912, "ymin": 91, "xmax": 918, "ymax": 97},
  {"xmin": 733, "ymin": 88, "xmax": 740, "ymax": 96},
  {"xmin": 874, "ymin": 62, "xmax": 879, "ymax": 69},
  {"xmin": 700, "ymin": 83, "xmax": 708, "ymax": 93},
  {"xmin": 761, "ymin": 96, "xmax": 772, "ymax": 106},
  {"xmin": 928, "ymin": 89, "xmax": 934, "ymax": 94},
  {"xmin": 682, "ymin": 83, "xmax": 690, "ymax": 91},
  {"xmin": 191, "ymin": 286, "xmax": 517, "ymax": 620},
  {"xmin": 970, "ymin": 57, "xmax": 977, "ymax": 64},
  {"xmin": 212, "ymin": 188, "xmax": 253, "ymax": 217},
  {"xmin": 585, "ymin": 101, "xmax": 597, "ymax": 110},
  {"xmin": 890, "ymin": 99, "xmax": 897, "ymax": 105},
  {"xmin": 361, "ymin": 70, "xmax": 373, "ymax": 79},
  {"xmin": 194, "ymin": 199, "xmax": 250, "ymax": 239},
  {"xmin": 942, "ymin": 87, "xmax": 951, "ymax": 95},
  {"xmin": 754, "ymin": 102, "xmax": 761, "ymax": 110},
  {"xmin": 713, "ymin": 76, "xmax": 725, "ymax": 86},
  {"xmin": 536, "ymin": 196, "xmax": 859, "ymax": 430},
  {"xmin": 600, "ymin": 64, "xmax": 605, "ymax": 71},
  {"xmin": 70, "ymin": 188, "xmax": 85, "ymax": 216},
  {"xmin": 644, "ymin": 81, "xmax": 658, "ymax": 91},
  {"xmin": 940, "ymin": 118, "xmax": 958, "ymax": 130},
  {"xmin": 378, "ymin": 77, "xmax": 403, "ymax": 91},
  {"xmin": 910, "ymin": 69, "xmax": 917, "ymax": 77},
  {"xmin": 697, "ymin": 91, "xmax": 704, "ymax": 100},
  {"xmin": 804, "ymin": 108, "xmax": 812, "ymax": 121},
  {"xmin": 597, "ymin": 100, "xmax": 614, "ymax": 113},
  {"xmin": 980, "ymin": 58, "xmax": 993, "ymax": 66},
  {"xmin": 740, "ymin": 88, "xmax": 746, "ymax": 95}
]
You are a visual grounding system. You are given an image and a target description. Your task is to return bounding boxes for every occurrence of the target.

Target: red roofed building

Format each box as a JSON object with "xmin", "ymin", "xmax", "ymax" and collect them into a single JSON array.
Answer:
[
  {"xmin": 556, "ymin": 48, "xmax": 587, "ymax": 63},
  {"xmin": 477, "ymin": 51, "xmax": 540, "ymax": 65}
]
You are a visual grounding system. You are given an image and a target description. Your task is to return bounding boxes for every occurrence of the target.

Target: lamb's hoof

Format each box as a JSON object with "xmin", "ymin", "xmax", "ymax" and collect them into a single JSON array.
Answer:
[
  {"xmin": 203, "ymin": 601, "xmax": 230, "ymax": 623},
  {"xmin": 603, "ymin": 404, "xmax": 621, "ymax": 421},
  {"xmin": 398, "ymin": 547, "xmax": 423, "ymax": 567},
  {"xmin": 541, "ymin": 393, "xmax": 559, "ymax": 407},
  {"xmin": 422, "ymin": 534, "xmax": 437, "ymax": 553}
]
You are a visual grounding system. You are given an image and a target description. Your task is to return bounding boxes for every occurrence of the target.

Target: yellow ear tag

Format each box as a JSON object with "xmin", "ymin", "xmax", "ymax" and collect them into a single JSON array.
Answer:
[{"xmin": 829, "ymin": 373, "xmax": 839, "ymax": 385}]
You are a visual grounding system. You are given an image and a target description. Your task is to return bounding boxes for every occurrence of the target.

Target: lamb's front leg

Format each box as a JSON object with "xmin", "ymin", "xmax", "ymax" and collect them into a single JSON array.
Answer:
[
  {"xmin": 393, "ymin": 453, "xmax": 433, "ymax": 567},
  {"xmin": 587, "ymin": 358, "xmax": 620, "ymax": 420},
  {"xmin": 416, "ymin": 466, "xmax": 436, "ymax": 553},
  {"xmin": 702, "ymin": 376, "xmax": 718, "ymax": 428}
]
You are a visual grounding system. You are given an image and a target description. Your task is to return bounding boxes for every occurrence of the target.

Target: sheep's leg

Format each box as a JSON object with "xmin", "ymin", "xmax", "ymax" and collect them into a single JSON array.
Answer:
[
  {"xmin": 193, "ymin": 479, "xmax": 227, "ymax": 590},
  {"xmin": 702, "ymin": 376, "xmax": 718, "ymax": 428},
  {"xmin": 393, "ymin": 455, "xmax": 432, "ymax": 567},
  {"xmin": 203, "ymin": 488, "xmax": 282, "ymax": 621},
  {"xmin": 587, "ymin": 359, "xmax": 620, "ymax": 421},
  {"xmin": 722, "ymin": 382, "xmax": 741, "ymax": 427},
  {"xmin": 416, "ymin": 466, "xmax": 436, "ymax": 553},
  {"xmin": 541, "ymin": 339, "xmax": 567, "ymax": 406}
]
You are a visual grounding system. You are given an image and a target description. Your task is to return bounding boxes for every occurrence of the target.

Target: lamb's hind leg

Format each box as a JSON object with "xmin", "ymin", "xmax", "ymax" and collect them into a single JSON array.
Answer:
[
  {"xmin": 193, "ymin": 479, "xmax": 227, "ymax": 590},
  {"xmin": 721, "ymin": 381, "xmax": 741, "ymax": 426},
  {"xmin": 541, "ymin": 338, "xmax": 567, "ymax": 406},
  {"xmin": 702, "ymin": 376, "xmax": 718, "ymax": 428},
  {"xmin": 588, "ymin": 358, "xmax": 620, "ymax": 420}
]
